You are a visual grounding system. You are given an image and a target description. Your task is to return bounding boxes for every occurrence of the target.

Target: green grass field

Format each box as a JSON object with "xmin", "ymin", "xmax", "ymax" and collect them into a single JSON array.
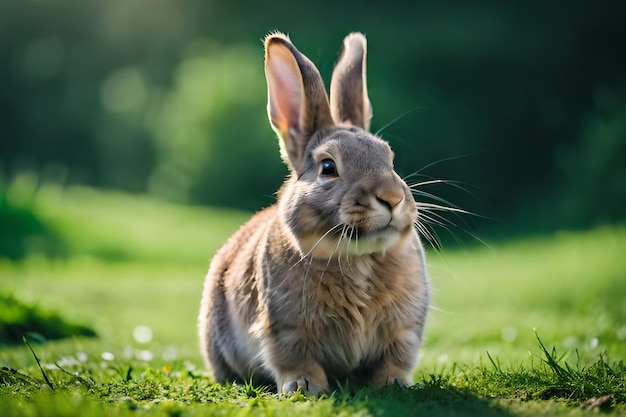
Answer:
[{"xmin": 1, "ymin": 183, "xmax": 625, "ymax": 416}]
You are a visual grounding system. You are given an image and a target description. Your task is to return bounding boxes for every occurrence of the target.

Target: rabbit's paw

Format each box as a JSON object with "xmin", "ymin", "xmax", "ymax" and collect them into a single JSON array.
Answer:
[{"xmin": 281, "ymin": 377, "xmax": 327, "ymax": 395}]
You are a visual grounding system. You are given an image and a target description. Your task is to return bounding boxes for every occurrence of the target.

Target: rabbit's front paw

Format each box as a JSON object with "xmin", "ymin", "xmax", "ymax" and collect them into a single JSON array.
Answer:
[{"xmin": 281, "ymin": 376, "xmax": 327, "ymax": 395}]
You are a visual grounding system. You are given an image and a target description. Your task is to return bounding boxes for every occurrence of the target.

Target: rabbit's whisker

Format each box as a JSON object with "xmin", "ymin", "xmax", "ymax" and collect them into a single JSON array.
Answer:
[
  {"xmin": 327, "ymin": 225, "xmax": 348, "ymax": 269},
  {"xmin": 290, "ymin": 223, "xmax": 345, "ymax": 270},
  {"xmin": 374, "ymin": 106, "xmax": 427, "ymax": 137},
  {"xmin": 315, "ymin": 224, "xmax": 350, "ymax": 293},
  {"xmin": 414, "ymin": 218, "xmax": 442, "ymax": 251},
  {"xmin": 409, "ymin": 177, "xmax": 485, "ymax": 216},
  {"xmin": 418, "ymin": 211, "xmax": 456, "ymax": 250},
  {"xmin": 418, "ymin": 210, "xmax": 451, "ymax": 228},
  {"xmin": 344, "ymin": 226, "xmax": 356, "ymax": 275},
  {"xmin": 415, "ymin": 201, "xmax": 476, "ymax": 216},
  {"xmin": 336, "ymin": 225, "xmax": 348, "ymax": 277},
  {"xmin": 406, "ymin": 172, "xmax": 489, "ymax": 250},
  {"xmin": 402, "ymin": 151, "xmax": 485, "ymax": 180}
]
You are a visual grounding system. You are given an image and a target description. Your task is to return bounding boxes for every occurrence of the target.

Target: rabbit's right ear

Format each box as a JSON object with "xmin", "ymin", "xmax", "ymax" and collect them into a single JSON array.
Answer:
[
  {"xmin": 330, "ymin": 33, "xmax": 372, "ymax": 131},
  {"xmin": 264, "ymin": 33, "xmax": 333, "ymax": 173}
]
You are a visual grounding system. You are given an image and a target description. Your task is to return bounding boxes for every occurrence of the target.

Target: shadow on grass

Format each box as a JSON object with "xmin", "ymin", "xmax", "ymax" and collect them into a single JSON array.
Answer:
[
  {"xmin": 350, "ymin": 383, "xmax": 514, "ymax": 417},
  {"xmin": 0, "ymin": 292, "xmax": 96, "ymax": 346}
]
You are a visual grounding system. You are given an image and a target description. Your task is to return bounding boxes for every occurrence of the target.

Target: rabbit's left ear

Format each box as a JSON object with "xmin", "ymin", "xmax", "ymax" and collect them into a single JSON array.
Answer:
[
  {"xmin": 330, "ymin": 33, "xmax": 373, "ymax": 131},
  {"xmin": 265, "ymin": 33, "xmax": 333, "ymax": 173}
]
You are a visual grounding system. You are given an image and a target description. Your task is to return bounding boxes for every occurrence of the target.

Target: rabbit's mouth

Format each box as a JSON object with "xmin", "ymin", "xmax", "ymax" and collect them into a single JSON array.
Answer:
[
  {"xmin": 313, "ymin": 223, "xmax": 403, "ymax": 256},
  {"xmin": 340, "ymin": 208, "xmax": 413, "ymax": 241},
  {"xmin": 299, "ymin": 223, "xmax": 400, "ymax": 258},
  {"xmin": 345, "ymin": 226, "xmax": 391, "ymax": 241},
  {"xmin": 344, "ymin": 225, "xmax": 401, "ymax": 256}
]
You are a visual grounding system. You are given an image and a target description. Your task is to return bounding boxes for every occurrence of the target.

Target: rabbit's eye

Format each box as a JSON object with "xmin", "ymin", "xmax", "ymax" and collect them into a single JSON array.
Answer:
[{"xmin": 320, "ymin": 159, "xmax": 337, "ymax": 176}]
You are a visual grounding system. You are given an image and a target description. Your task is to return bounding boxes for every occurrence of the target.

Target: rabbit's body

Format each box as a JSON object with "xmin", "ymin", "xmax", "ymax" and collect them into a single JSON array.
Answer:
[{"xmin": 199, "ymin": 32, "xmax": 430, "ymax": 394}]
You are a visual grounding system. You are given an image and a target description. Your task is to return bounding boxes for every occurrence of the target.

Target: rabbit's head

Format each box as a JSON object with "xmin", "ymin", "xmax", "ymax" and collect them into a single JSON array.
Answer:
[{"xmin": 265, "ymin": 32, "xmax": 417, "ymax": 258}]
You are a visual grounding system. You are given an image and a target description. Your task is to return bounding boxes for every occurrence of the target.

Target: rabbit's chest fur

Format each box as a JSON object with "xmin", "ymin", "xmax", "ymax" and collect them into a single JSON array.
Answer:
[
  {"xmin": 293, "ymin": 263, "xmax": 407, "ymax": 368},
  {"xmin": 251, "ymin": 212, "xmax": 428, "ymax": 375}
]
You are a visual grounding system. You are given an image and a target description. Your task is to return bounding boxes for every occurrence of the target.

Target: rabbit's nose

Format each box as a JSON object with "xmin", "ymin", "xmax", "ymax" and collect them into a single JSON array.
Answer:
[{"xmin": 376, "ymin": 189, "xmax": 404, "ymax": 211}]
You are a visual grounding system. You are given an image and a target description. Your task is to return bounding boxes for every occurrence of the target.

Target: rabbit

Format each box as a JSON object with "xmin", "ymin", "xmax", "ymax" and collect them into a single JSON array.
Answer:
[{"xmin": 198, "ymin": 31, "xmax": 430, "ymax": 395}]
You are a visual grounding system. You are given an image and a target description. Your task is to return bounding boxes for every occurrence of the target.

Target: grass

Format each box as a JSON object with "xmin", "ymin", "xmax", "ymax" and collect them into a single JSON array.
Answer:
[
  {"xmin": 1, "ymin": 339, "xmax": 623, "ymax": 416},
  {"xmin": 1, "ymin": 182, "xmax": 625, "ymax": 416}
]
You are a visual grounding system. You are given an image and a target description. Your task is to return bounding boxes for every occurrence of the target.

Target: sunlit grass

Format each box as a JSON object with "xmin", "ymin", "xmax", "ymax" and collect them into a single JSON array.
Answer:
[
  {"xmin": 1, "ymin": 336, "xmax": 623, "ymax": 417},
  {"xmin": 3, "ymin": 176, "xmax": 251, "ymax": 263},
  {"xmin": 1, "ymin": 260, "xmax": 203, "ymax": 365},
  {"xmin": 421, "ymin": 225, "xmax": 626, "ymax": 369}
]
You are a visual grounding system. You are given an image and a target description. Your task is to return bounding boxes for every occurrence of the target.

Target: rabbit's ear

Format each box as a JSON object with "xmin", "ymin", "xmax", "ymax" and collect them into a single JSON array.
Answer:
[
  {"xmin": 265, "ymin": 33, "xmax": 333, "ymax": 173},
  {"xmin": 330, "ymin": 33, "xmax": 372, "ymax": 131}
]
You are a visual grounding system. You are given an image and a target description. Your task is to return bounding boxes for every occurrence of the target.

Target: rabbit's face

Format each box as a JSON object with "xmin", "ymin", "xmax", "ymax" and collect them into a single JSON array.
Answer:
[
  {"xmin": 280, "ymin": 126, "xmax": 417, "ymax": 258},
  {"xmin": 265, "ymin": 33, "xmax": 417, "ymax": 258}
]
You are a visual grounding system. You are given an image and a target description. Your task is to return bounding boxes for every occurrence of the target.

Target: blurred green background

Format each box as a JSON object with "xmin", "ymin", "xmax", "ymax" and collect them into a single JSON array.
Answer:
[{"xmin": 1, "ymin": 0, "xmax": 626, "ymax": 257}]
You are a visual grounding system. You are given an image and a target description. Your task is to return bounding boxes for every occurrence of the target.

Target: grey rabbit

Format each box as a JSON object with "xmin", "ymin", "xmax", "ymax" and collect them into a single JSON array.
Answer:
[{"xmin": 198, "ymin": 31, "xmax": 430, "ymax": 394}]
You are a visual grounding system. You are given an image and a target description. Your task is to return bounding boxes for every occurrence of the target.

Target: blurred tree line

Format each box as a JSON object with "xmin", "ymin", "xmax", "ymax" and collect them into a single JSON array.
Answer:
[{"xmin": 1, "ymin": 0, "xmax": 625, "ymax": 237}]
